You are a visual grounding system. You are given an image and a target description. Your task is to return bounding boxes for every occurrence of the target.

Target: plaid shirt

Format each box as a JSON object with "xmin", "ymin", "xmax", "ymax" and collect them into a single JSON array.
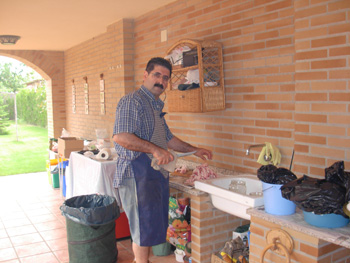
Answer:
[{"xmin": 113, "ymin": 86, "xmax": 174, "ymax": 187}]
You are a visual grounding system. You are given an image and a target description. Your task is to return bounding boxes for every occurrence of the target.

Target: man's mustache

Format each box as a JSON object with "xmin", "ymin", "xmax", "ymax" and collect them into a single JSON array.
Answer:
[{"xmin": 154, "ymin": 83, "xmax": 164, "ymax": 89}]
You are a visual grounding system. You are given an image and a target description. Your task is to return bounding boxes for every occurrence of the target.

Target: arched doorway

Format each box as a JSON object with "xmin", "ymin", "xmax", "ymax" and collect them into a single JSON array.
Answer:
[{"xmin": 0, "ymin": 50, "xmax": 65, "ymax": 138}]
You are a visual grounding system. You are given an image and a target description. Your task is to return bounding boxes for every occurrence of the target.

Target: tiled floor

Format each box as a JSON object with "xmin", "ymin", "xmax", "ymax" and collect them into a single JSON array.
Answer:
[{"xmin": 0, "ymin": 172, "xmax": 178, "ymax": 263}]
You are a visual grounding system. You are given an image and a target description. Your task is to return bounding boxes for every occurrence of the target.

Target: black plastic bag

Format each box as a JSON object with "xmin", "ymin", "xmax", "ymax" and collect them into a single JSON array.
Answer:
[
  {"xmin": 60, "ymin": 194, "xmax": 120, "ymax": 226},
  {"xmin": 281, "ymin": 175, "xmax": 348, "ymax": 217},
  {"xmin": 257, "ymin": 164, "xmax": 297, "ymax": 184},
  {"xmin": 325, "ymin": 161, "xmax": 350, "ymax": 202}
]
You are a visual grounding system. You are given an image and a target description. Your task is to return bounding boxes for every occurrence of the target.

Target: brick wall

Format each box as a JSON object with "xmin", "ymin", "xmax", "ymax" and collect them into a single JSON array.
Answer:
[
  {"xmin": 64, "ymin": 19, "xmax": 134, "ymax": 140},
  {"xmin": 2, "ymin": 0, "xmax": 348, "ymax": 178},
  {"xmin": 293, "ymin": 0, "xmax": 350, "ymax": 176},
  {"xmin": 130, "ymin": 0, "xmax": 350, "ymax": 178},
  {"xmin": 249, "ymin": 216, "xmax": 350, "ymax": 263}
]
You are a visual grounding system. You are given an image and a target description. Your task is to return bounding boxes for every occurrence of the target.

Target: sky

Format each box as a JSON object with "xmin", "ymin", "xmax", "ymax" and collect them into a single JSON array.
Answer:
[{"xmin": 0, "ymin": 55, "xmax": 42, "ymax": 79}]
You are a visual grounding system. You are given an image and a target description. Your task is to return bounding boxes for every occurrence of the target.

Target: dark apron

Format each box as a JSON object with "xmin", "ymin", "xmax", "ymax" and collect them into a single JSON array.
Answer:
[{"xmin": 131, "ymin": 153, "xmax": 169, "ymax": 246}]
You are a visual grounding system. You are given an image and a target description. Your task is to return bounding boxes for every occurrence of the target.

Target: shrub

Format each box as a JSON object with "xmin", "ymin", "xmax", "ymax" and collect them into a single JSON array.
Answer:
[{"xmin": 16, "ymin": 86, "xmax": 47, "ymax": 127}]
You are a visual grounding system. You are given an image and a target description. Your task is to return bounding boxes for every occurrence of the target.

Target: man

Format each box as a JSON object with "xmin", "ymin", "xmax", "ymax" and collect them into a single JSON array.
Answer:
[{"xmin": 113, "ymin": 57, "xmax": 212, "ymax": 263}]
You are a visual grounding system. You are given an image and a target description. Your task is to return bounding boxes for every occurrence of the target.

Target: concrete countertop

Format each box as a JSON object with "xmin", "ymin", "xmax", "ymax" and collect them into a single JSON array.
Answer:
[{"xmin": 247, "ymin": 206, "xmax": 350, "ymax": 249}]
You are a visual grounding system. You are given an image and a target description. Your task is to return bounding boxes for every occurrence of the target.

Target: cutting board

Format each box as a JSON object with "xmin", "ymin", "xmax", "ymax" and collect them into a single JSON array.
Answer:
[{"xmin": 170, "ymin": 170, "xmax": 193, "ymax": 177}]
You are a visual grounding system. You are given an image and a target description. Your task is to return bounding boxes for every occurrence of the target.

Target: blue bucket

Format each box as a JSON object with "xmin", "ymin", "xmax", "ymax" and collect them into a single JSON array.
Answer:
[{"xmin": 262, "ymin": 182, "xmax": 296, "ymax": 215}]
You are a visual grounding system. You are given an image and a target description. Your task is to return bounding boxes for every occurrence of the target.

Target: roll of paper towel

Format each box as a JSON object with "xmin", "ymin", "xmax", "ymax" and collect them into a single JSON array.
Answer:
[{"xmin": 96, "ymin": 148, "xmax": 111, "ymax": 160}]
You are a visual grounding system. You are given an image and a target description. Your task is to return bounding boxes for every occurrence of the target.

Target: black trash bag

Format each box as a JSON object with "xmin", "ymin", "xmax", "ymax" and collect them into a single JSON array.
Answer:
[
  {"xmin": 60, "ymin": 194, "xmax": 120, "ymax": 226},
  {"xmin": 325, "ymin": 161, "xmax": 350, "ymax": 202},
  {"xmin": 281, "ymin": 175, "xmax": 348, "ymax": 217},
  {"xmin": 257, "ymin": 164, "xmax": 297, "ymax": 184}
]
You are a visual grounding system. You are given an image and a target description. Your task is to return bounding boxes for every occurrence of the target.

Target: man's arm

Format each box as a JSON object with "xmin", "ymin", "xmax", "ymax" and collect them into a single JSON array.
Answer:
[
  {"xmin": 167, "ymin": 136, "xmax": 212, "ymax": 161},
  {"xmin": 113, "ymin": 133, "xmax": 175, "ymax": 165}
]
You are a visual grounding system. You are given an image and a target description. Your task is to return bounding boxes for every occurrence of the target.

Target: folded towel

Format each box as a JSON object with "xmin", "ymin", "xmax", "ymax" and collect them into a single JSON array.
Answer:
[{"xmin": 257, "ymin": 142, "xmax": 281, "ymax": 166}]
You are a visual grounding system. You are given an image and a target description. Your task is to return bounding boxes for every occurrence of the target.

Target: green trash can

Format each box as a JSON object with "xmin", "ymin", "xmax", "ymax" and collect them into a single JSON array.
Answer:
[
  {"xmin": 51, "ymin": 167, "xmax": 60, "ymax": 188},
  {"xmin": 60, "ymin": 194, "xmax": 120, "ymax": 263},
  {"xmin": 152, "ymin": 242, "xmax": 171, "ymax": 256}
]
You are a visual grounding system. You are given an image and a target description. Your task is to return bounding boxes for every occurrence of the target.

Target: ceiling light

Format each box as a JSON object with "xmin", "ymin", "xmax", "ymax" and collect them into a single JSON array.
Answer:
[{"xmin": 0, "ymin": 35, "xmax": 21, "ymax": 45}]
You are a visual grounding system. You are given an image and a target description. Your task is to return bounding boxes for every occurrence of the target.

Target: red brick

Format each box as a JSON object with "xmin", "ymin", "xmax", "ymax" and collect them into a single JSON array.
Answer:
[
  {"xmin": 311, "ymin": 59, "xmax": 346, "ymax": 69},
  {"xmin": 295, "ymin": 28, "xmax": 328, "ymax": 40},
  {"xmin": 295, "ymin": 50, "xmax": 327, "ymax": 60},
  {"xmin": 295, "ymin": 5, "xmax": 327, "ymax": 19},
  {"xmin": 295, "ymin": 93, "xmax": 328, "ymax": 101},
  {"xmin": 295, "ymin": 71, "xmax": 327, "ymax": 80},
  {"xmin": 330, "ymin": 46, "xmax": 350, "ymax": 57},
  {"xmin": 311, "ymin": 36, "xmax": 346, "ymax": 48},
  {"xmin": 311, "ymin": 12, "xmax": 346, "ymax": 26}
]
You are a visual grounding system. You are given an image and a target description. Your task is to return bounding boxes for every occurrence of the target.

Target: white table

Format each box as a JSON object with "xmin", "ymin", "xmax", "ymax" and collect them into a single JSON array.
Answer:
[{"xmin": 65, "ymin": 151, "xmax": 120, "ymax": 205}]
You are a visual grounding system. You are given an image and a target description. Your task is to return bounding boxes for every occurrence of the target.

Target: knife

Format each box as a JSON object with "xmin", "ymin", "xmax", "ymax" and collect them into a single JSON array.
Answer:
[{"xmin": 176, "ymin": 151, "xmax": 197, "ymax": 158}]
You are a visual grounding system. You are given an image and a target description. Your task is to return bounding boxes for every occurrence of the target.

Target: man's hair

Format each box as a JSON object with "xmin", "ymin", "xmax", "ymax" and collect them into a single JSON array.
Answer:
[{"xmin": 145, "ymin": 57, "xmax": 172, "ymax": 77}]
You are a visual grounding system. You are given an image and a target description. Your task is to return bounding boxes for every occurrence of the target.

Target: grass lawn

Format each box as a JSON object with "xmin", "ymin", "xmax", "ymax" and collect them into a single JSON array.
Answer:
[{"xmin": 0, "ymin": 121, "xmax": 48, "ymax": 176}]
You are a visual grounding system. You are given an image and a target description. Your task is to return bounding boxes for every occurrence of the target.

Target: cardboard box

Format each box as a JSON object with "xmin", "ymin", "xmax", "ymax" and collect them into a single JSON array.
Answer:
[{"xmin": 58, "ymin": 137, "xmax": 84, "ymax": 158}]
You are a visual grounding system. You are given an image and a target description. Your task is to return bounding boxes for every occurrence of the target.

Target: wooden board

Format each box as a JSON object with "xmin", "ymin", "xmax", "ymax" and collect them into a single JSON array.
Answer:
[{"xmin": 170, "ymin": 170, "xmax": 193, "ymax": 177}]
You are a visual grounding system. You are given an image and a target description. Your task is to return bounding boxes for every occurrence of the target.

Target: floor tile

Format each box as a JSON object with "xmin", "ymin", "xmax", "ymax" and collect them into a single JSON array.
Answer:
[
  {"xmin": 45, "ymin": 237, "xmax": 68, "ymax": 251},
  {"xmin": 2, "ymin": 218, "xmax": 31, "ymax": 229},
  {"xmin": 116, "ymin": 247, "xmax": 134, "ymax": 262},
  {"xmin": 6, "ymin": 225, "xmax": 37, "ymax": 238},
  {"xmin": 0, "ymin": 238, "xmax": 12, "ymax": 249},
  {"xmin": 27, "ymin": 214, "xmax": 57, "ymax": 224},
  {"xmin": 39, "ymin": 228, "xmax": 67, "ymax": 242},
  {"xmin": 0, "ymin": 247, "xmax": 17, "ymax": 261},
  {"xmin": 14, "ymin": 242, "xmax": 50, "ymax": 258},
  {"xmin": 19, "ymin": 252, "xmax": 59, "ymax": 263},
  {"xmin": 0, "ymin": 212, "xmax": 27, "ymax": 222},
  {"xmin": 20, "ymin": 203, "xmax": 46, "ymax": 211},
  {"xmin": 0, "ymin": 229, "xmax": 8, "ymax": 239},
  {"xmin": 10, "ymin": 233, "xmax": 43, "ymax": 247},
  {"xmin": 0, "ymin": 259, "xmax": 20, "ymax": 263},
  {"xmin": 16, "ymin": 197, "xmax": 42, "ymax": 206},
  {"xmin": 53, "ymin": 249, "xmax": 69, "ymax": 263},
  {"xmin": 33, "ymin": 220, "xmax": 65, "ymax": 232},
  {"xmin": 24, "ymin": 208, "xmax": 51, "ymax": 217}
]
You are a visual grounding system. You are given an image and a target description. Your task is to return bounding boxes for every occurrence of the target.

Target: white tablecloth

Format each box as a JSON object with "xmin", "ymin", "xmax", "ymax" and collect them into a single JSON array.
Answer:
[{"xmin": 66, "ymin": 151, "xmax": 120, "ymax": 205}]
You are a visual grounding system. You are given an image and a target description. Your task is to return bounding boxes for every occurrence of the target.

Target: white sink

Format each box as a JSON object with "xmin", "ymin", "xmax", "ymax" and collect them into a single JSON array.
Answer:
[{"xmin": 194, "ymin": 174, "xmax": 263, "ymax": 220}]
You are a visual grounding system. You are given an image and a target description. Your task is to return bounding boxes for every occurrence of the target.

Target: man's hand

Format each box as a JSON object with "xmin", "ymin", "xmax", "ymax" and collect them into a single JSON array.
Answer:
[
  {"xmin": 152, "ymin": 148, "xmax": 174, "ymax": 165},
  {"xmin": 194, "ymin": 148, "xmax": 213, "ymax": 160}
]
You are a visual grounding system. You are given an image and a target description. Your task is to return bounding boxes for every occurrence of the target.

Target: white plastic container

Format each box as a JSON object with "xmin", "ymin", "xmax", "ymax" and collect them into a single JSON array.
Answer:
[{"xmin": 175, "ymin": 248, "xmax": 185, "ymax": 262}]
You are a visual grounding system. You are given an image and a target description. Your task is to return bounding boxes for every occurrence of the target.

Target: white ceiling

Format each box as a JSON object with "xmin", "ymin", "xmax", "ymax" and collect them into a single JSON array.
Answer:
[{"xmin": 0, "ymin": 0, "xmax": 176, "ymax": 51}]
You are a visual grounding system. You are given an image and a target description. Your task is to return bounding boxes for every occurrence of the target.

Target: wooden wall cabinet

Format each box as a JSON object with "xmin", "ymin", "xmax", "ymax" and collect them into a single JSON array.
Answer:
[{"xmin": 166, "ymin": 39, "xmax": 225, "ymax": 113}]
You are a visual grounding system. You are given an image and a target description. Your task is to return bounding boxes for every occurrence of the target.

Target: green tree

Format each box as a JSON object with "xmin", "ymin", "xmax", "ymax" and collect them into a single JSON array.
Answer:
[
  {"xmin": 0, "ymin": 97, "xmax": 10, "ymax": 134},
  {"xmin": 0, "ymin": 62, "xmax": 36, "ymax": 92}
]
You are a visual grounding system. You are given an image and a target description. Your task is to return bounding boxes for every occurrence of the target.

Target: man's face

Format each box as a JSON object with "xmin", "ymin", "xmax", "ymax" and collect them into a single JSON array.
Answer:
[{"xmin": 143, "ymin": 65, "xmax": 170, "ymax": 99}]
